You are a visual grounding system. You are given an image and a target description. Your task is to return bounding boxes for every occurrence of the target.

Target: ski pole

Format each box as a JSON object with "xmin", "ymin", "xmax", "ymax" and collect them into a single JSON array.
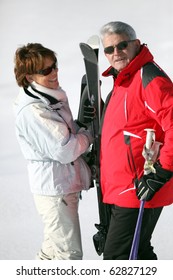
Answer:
[{"xmin": 129, "ymin": 129, "xmax": 155, "ymax": 260}]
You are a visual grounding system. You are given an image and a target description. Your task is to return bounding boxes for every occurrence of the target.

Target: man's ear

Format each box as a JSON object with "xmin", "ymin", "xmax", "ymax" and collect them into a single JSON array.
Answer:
[
  {"xmin": 135, "ymin": 39, "xmax": 141, "ymax": 52},
  {"xmin": 26, "ymin": 74, "xmax": 33, "ymax": 83}
]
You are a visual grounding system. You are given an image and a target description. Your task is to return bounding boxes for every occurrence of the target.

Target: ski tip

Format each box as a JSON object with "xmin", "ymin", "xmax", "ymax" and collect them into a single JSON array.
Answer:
[
  {"xmin": 87, "ymin": 35, "xmax": 100, "ymax": 49},
  {"xmin": 79, "ymin": 43, "xmax": 98, "ymax": 63}
]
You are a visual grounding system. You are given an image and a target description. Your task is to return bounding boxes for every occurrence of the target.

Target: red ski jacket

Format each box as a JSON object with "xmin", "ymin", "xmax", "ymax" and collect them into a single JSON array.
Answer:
[{"xmin": 100, "ymin": 45, "xmax": 173, "ymax": 208}]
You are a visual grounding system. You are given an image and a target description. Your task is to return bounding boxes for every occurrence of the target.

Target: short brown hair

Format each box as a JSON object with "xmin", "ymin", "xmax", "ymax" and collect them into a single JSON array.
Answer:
[{"xmin": 14, "ymin": 43, "xmax": 57, "ymax": 88}]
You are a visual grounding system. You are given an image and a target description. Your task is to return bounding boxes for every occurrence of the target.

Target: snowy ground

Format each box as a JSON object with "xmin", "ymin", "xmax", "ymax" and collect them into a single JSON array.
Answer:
[{"xmin": 0, "ymin": 0, "xmax": 173, "ymax": 261}]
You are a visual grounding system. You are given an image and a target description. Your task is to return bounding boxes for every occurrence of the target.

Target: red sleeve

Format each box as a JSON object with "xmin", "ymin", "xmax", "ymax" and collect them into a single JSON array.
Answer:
[{"xmin": 145, "ymin": 76, "xmax": 173, "ymax": 171}]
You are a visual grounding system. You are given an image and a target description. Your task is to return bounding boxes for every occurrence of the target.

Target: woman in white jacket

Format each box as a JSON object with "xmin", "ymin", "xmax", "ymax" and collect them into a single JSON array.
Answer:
[{"xmin": 13, "ymin": 43, "xmax": 93, "ymax": 260}]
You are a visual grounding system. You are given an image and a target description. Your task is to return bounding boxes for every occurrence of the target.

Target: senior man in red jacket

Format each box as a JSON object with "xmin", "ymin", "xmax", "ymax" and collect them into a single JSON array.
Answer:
[{"xmin": 100, "ymin": 21, "xmax": 173, "ymax": 260}]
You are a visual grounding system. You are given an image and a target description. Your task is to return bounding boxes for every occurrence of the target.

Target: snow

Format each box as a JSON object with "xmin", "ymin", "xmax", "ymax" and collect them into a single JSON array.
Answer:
[{"xmin": 0, "ymin": 0, "xmax": 173, "ymax": 261}]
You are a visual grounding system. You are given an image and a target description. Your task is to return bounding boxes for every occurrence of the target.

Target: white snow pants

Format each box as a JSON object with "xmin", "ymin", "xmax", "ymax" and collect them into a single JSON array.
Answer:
[{"xmin": 33, "ymin": 192, "xmax": 83, "ymax": 260}]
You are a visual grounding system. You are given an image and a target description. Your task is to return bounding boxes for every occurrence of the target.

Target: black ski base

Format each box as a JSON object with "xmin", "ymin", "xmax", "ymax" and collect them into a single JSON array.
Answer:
[{"xmin": 78, "ymin": 35, "xmax": 111, "ymax": 256}]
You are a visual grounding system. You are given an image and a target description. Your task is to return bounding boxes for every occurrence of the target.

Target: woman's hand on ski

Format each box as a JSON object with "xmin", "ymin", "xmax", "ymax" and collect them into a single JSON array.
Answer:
[{"xmin": 83, "ymin": 99, "xmax": 96, "ymax": 123}]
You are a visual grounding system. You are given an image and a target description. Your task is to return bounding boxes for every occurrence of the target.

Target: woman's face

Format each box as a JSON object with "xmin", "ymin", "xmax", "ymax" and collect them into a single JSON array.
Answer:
[{"xmin": 29, "ymin": 57, "xmax": 59, "ymax": 89}]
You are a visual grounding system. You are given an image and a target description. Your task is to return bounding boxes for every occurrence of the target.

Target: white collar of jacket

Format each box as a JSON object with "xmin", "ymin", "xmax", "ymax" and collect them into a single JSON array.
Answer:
[
  {"xmin": 30, "ymin": 81, "xmax": 68, "ymax": 104},
  {"xmin": 27, "ymin": 82, "xmax": 73, "ymax": 126}
]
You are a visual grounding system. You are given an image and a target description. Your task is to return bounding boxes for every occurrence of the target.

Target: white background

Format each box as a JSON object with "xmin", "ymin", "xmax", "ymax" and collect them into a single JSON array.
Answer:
[{"xmin": 0, "ymin": 0, "xmax": 173, "ymax": 261}]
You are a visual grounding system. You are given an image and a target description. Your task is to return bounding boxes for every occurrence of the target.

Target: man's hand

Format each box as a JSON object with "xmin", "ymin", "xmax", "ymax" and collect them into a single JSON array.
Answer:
[{"xmin": 136, "ymin": 162, "xmax": 173, "ymax": 201}]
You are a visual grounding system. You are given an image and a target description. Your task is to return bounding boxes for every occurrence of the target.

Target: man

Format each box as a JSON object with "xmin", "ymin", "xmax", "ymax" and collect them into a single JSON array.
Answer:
[{"xmin": 99, "ymin": 21, "xmax": 173, "ymax": 259}]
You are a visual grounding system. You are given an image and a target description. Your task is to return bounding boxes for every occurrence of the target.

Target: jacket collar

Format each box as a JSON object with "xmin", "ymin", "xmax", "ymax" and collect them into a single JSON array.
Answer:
[
  {"xmin": 23, "ymin": 82, "xmax": 68, "ymax": 108},
  {"xmin": 24, "ymin": 87, "xmax": 58, "ymax": 105}
]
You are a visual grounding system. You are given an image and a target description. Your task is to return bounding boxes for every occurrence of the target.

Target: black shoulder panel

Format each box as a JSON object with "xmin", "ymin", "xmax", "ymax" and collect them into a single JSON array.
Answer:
[{"xmin": 142, "ymin": 62, "xmax": 168, "ymax": 88}]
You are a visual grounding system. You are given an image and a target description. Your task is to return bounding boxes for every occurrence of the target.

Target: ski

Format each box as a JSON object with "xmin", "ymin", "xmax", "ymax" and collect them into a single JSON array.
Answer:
[{"xmin": 78, "ymin": 35, "xmax": 111, "ymax": 256}]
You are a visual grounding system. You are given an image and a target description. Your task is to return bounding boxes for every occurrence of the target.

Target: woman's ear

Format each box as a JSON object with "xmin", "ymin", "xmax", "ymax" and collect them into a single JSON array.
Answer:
[{"xmin": 26, "ymin": 74, "xmax": 33, "ymax": 83}]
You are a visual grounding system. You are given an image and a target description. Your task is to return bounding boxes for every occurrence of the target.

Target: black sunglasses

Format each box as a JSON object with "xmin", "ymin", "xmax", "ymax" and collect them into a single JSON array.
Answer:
[
  {"xmin": 37, "ymin": 61, "xmax": 57, "ymax": 76},
  {"xmin": 104, "ymin": 40, "xmax": 135, "ymax": 54}
]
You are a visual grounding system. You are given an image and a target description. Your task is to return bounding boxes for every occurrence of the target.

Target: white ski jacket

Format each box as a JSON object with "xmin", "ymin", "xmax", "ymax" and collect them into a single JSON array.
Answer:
[{"xmin": 14, "ymin": 82, "xmax": 93, "ymax": 195}]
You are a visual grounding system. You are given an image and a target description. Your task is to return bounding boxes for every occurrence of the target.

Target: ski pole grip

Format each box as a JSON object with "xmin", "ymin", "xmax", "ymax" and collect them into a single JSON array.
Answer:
[{"xmin": 144, "ymin": 129, "xmax": 155, "ymax": 149}]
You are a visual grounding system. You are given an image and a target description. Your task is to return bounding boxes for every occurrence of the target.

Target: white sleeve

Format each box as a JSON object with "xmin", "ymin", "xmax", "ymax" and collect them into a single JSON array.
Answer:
[{"xmin": 17, "ymin": 104, "xmax": 91, "ymax": 164}]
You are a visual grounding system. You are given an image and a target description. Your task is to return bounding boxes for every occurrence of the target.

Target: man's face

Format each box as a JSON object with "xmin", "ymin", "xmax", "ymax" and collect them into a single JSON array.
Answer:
[{"xmin": 102, "ymin": 33, "xmax": 140, "ymax": 72}]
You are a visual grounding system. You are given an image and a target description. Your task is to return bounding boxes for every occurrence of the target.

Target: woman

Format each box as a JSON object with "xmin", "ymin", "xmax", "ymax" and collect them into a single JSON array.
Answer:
[{"xmin": 13, "ymin": 43, "xmax": 93, "ymax": 260}]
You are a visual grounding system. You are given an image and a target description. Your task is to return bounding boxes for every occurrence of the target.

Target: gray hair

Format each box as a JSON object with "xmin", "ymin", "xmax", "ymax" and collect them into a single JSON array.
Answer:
[{"xmin": 100, "ymin": 21, "xmax": 137, "ymax": 41}]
